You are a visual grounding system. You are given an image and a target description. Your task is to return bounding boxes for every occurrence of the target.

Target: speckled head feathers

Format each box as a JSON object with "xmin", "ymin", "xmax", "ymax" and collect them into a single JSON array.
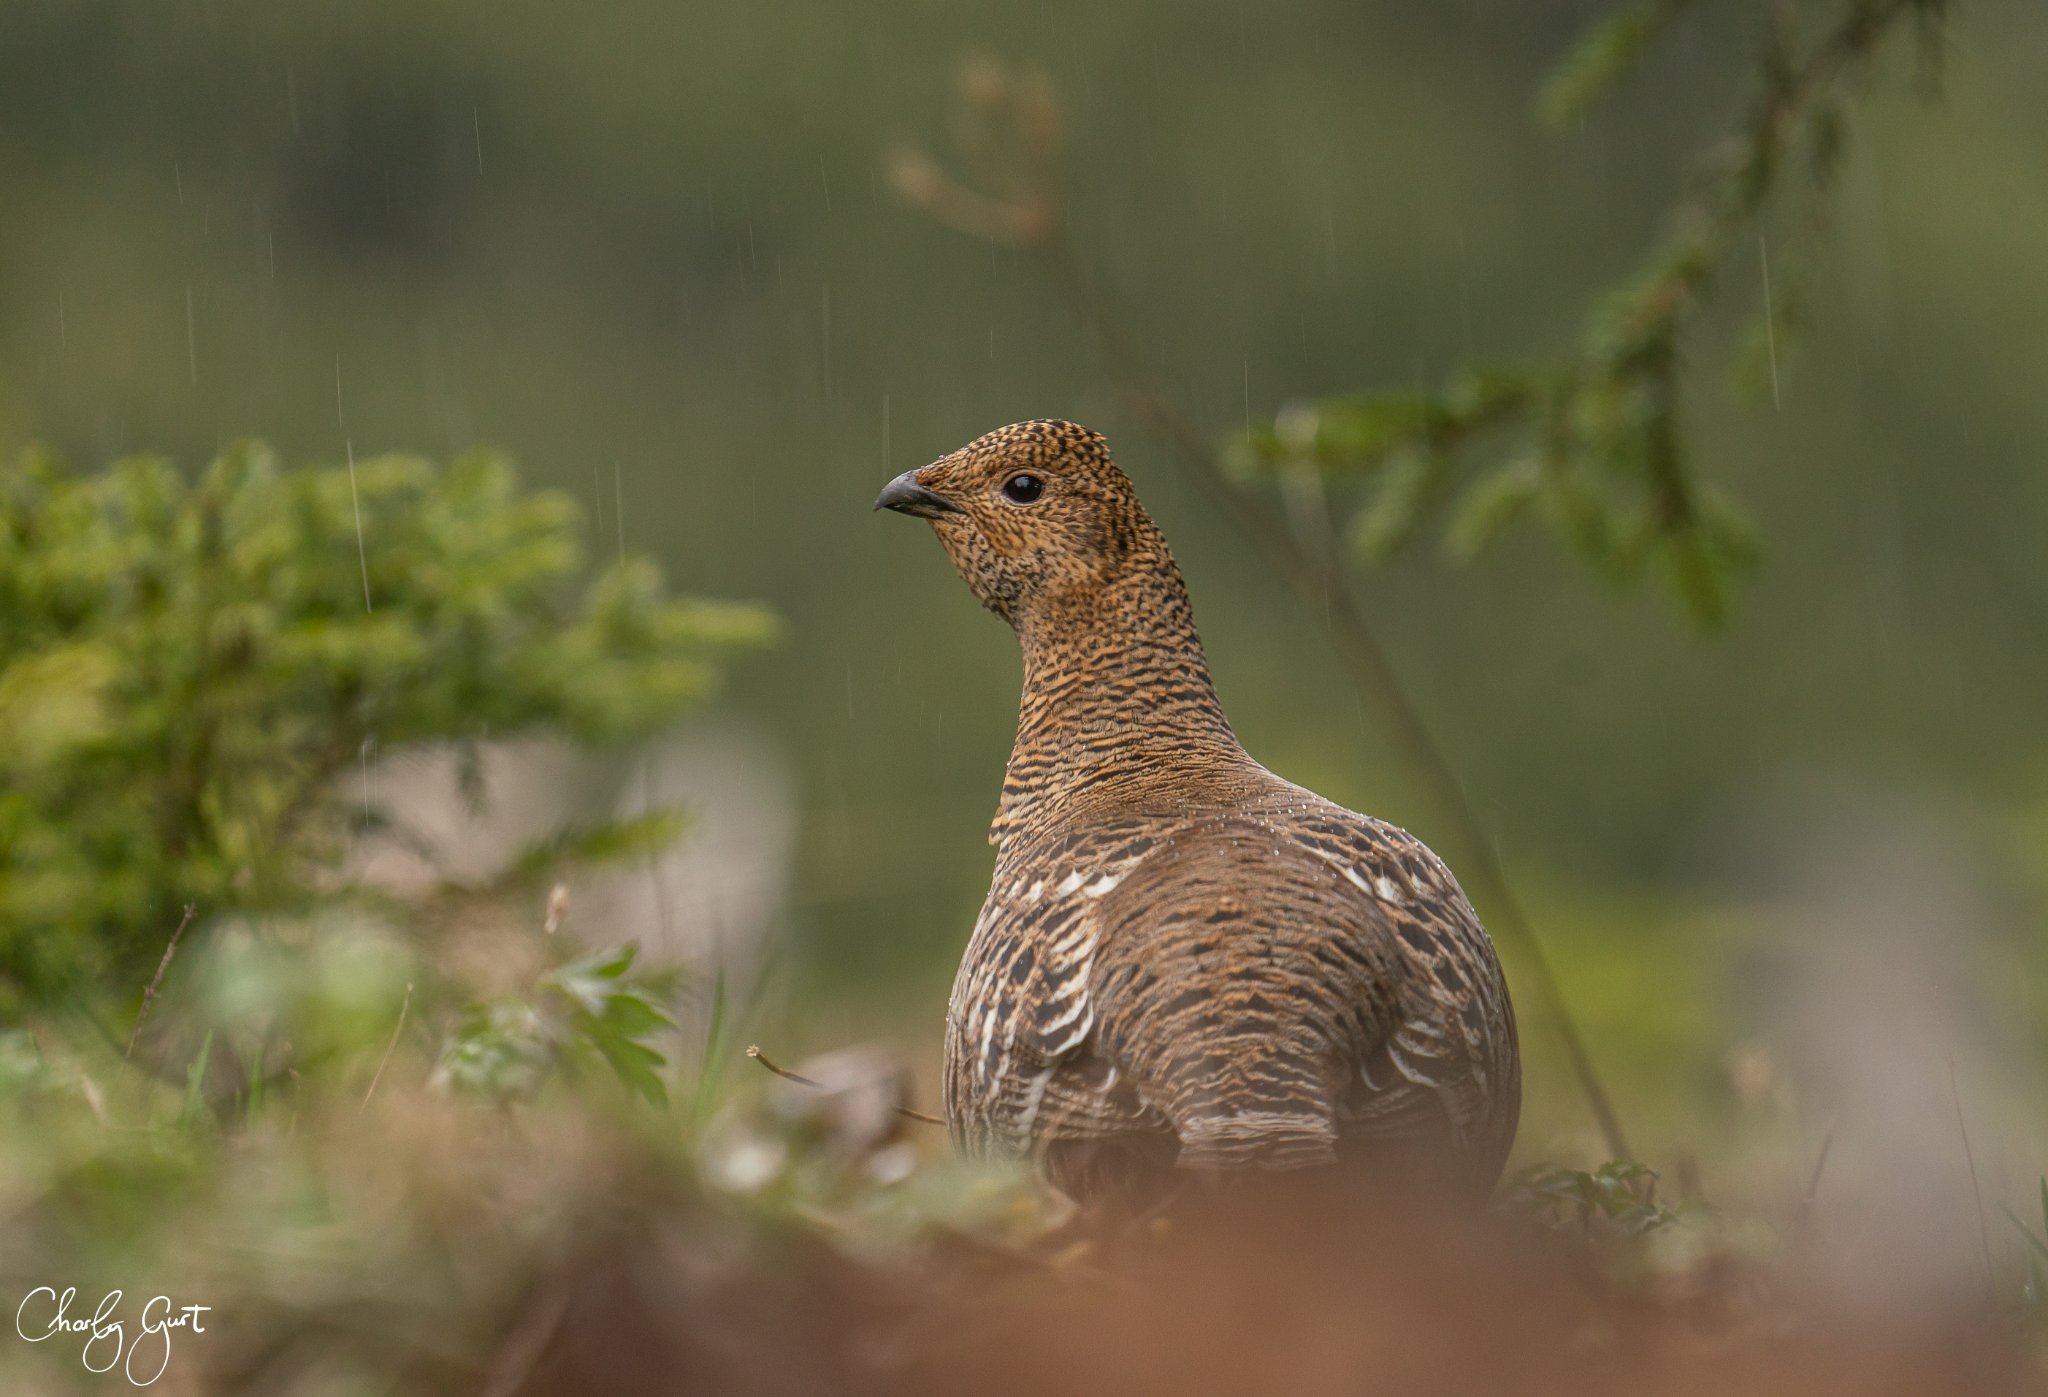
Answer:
[{"xmin": 876, "ymin": 420, "xmax": 1157, "ymax": 628}]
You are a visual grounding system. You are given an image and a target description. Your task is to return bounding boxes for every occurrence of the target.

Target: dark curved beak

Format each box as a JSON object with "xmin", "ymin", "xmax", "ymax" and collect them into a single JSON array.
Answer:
[{"xmin": 873, "ymin": 468, "xmax": 962, "ymax": 519}]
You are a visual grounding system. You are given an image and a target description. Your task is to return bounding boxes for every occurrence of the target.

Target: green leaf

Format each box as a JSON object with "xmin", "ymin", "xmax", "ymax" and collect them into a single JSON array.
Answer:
[
  {"xmin": 433, "ymin": 1001, "xmax": 552, "ymax": 1100},
  {"xmin": 690, "ymin": 962, "xmax": 731, "ymax": 1125},
  {"xmin": 587, "ymin": 1034, "xmax": 669, "ymax": 1107},
  {"xmin": 1348, "ymin": 450, "xmax": 1444, "ymax": 561},
  {"xmin": 507, "ymin": 809, "xmax": 692, "ymax": 884},
  {"xmin": 544, "ymin": 944, "xmax": 676, "ymax": 1106},
  {"xmin": 1660, "ymin": 532, "xmax": 1731, "ymax": 630},
  {"xmin": 600, "ymin": 990, "xmax": 673, "ymax": 1042},
  {"xmin": 180, "ymin": 1030, "xmax": 215, "ymax": 1130},
  {"xmin": 546, "ymin": 946, "xmax": 640, "ymax": 1017},
  {"xmin": 1538, "ymin": 0, "xmax": 1692, "ymax": 128},
  {"xmin": 1444, "ymin": 462, "xmax": 1541, "ymax": 563}
]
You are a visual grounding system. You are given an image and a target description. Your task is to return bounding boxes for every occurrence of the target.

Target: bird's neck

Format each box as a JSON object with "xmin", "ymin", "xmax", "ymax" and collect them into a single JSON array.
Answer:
[{"xmin": 995, "ymin": 554, "xmax": 1248, "ymax": 842}]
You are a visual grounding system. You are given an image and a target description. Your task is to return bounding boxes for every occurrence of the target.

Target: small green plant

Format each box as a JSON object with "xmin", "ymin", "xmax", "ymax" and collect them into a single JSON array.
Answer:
[
  {"xmin": 0, "ymin": 442, "xmax": 773, "ymax": 1007},
  {"xmin": 1508, "ymin": 1159, "xmax": 1680, "ymax": 1237},
  {"xmin": 435, "ymin": 943, "xmax": 677, "ymax": 1105}
]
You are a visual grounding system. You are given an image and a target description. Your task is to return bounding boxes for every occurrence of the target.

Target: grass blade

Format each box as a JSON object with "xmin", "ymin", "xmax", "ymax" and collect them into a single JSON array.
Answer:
[
  {"xmin": 180, "ymin": 1030, "xmax": 214, "ymax": 1130},
  {"xmin": 2004, "ymin": 1203, "xmax": 2048, "ymax": 1266},
  {"xmin": 689, "ymin": 962, "xmax": 730, "ymax": 1126},
  {"xmin": 246, "ymin": 1039, "xmax": 265, "ymax": 1116}
]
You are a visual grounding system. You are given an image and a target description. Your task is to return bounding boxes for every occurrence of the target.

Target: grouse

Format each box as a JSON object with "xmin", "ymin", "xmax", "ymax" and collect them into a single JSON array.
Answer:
[{"xmin": 876, "ymin": 420, "xmax": 1519, "ymax": 1204}]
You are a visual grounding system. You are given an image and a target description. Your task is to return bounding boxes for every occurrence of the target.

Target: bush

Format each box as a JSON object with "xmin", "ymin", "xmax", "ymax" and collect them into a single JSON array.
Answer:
[{"xmin": 0, "ymin": 442, "xmax": 773, "ymax": 1006}]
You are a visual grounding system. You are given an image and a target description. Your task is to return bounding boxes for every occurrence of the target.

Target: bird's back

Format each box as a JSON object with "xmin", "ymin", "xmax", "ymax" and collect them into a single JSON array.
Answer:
[{"xmin": 944, "ymin": 763, "xmax": 1520, "ymax": 1203}]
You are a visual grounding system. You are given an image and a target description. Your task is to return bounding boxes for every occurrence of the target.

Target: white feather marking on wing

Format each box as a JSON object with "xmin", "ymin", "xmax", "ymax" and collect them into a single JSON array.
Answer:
[
  {"xmin": 1386, "ymin": 1044, "xmax": 1434, "ymax": 1087},
  {"xmin": 1015, "ymin": 1064, "xmax": 1056, "ymax": 1141},
  {"xmin": 1045, "ymin": 918, "xmax": 1096, "ymax": 955},
  {"xmin": 977, "ymin": 1007, "xmax": 997, "ymax": 1084},
  {"xmin": 1043, "ymin": 974, "xmax": 1087, "ymax": 1003},
  {"xmin": 1040, "ymin": 991, "xmax": 1091, "ymax": 1036},
  {"xmin": 1042, "ymin": 1004, "xmax": 1094, "ymax": 1056}
]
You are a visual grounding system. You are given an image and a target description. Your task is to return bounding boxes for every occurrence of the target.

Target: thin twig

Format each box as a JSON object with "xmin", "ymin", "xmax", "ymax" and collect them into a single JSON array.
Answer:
[
  {"xmin": 1789, "ymin": 1118, "xmax": 1836, "ymax": 1231},
  {"xmin": 125, "ymin": 904, "xmax": 197, "ymax": 1060},
  {"xmin": 745, "ymin": 1045, "xmax": 946, "ymax": 1126},
  {"xmin": 361, "ymin": 981, "xmax": 414, "ymax": 1112},
  {"xmin": 1948, "ymin": 1057, "xmax": 1997, "ymax": 1300},
  {"xmin": 746, "ymin": 1043, "xmax": 826, "ymax": 1089}
]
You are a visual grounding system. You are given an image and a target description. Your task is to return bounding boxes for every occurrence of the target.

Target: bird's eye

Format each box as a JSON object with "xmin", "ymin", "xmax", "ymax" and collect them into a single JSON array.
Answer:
[{"xmin": 1002, "ymin": 473, "xmax": 1045, "ymax": 504}]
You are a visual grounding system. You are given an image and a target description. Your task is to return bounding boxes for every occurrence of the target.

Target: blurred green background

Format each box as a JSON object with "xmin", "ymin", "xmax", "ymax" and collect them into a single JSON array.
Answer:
[{"xmin": 4, "ymin": 0, "xmax": 2046, "ymax": 1170}]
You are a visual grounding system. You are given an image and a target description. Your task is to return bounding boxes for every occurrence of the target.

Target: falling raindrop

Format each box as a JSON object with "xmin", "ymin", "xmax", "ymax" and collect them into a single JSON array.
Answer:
[
  {"xmin": 1453, "ymin": 228, "xmax": 1474, "ymax": 359},
  {"xmin": 1759, "ymin": 234, "xmax": 1781, "ymax": 410},
  {"xmin": 359, "ymin": 736, "xmax": 374, "ymax": 826},
  {"xmin": 346, "ymin": 440, "xmax": 372, "ymax": 612},
  {"xmin": 821, "ymin": 284, "xmax": 833, "ymax": 399},
  {"xmin": 613, "ymin": 462, "xmax": 626, "ymax": 563}
]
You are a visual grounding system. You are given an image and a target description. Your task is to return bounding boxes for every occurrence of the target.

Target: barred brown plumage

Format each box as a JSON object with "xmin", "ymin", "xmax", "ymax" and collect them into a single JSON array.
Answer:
[{"xmin": 877, "ymin": 420, "xmax": 1519, "ymax": 1204}]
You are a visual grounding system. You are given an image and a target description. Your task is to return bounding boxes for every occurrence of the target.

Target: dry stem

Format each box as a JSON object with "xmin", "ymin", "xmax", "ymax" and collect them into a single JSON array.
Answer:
[
  {"xmin": 125, "ymin": 903, "xmax": 197, "ymax": 1060},
  {"xmin": 745, "ymin": 1045, "xmax": 946, "ymax": 1127}
]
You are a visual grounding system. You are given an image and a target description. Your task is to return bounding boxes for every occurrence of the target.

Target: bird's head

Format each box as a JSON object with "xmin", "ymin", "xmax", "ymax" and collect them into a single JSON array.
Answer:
[{"xmin": 874, "ymin": 419, "xmax": 1156, "ymax": 629}]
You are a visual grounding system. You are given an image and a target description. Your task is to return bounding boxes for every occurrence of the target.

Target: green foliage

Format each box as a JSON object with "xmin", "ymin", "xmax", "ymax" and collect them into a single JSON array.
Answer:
[
  {"xmin": 1233, "ymin": 0, "xmax": 1944, "ymax": 627},
  {"xmin": 182, "ymin": 909, "xmax": 418, "ymax": 1081},
  {"xmin": 1509, "ymin": 1159, "xmax": 1681, "ymax": 1236},
  {"xmin": 179, "ymin": 1029, "xmax": 215, "ymax": 1130},
  {"xmin": 436, "ymin": 943, "xmax": 677, "ymax": 1105},
  {"xmin": 504, "ymin": 809, "xmax": 694, "ymax": 886},
  {"xmin": 0, "ymin": 442, "xmax": 774, "ymax": 1005},
  {"xmin": 1536, "ymin": 0, "xmax": 1694, "ymax": 128}
]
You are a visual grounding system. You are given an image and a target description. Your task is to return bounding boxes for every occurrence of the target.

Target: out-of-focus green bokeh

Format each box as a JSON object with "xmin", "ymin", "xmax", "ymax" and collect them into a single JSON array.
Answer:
[{"xmin": 5, "ymin": 0, "xmax": 2046, "ymax": 1166}]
